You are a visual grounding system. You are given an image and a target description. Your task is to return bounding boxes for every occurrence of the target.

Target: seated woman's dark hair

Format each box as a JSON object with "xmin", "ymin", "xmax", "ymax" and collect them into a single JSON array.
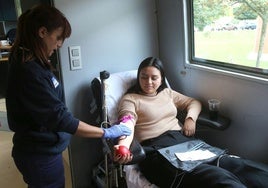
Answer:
[{"xmin": 127, "ymin": 57, "xmax": 168, "ymax": 94}]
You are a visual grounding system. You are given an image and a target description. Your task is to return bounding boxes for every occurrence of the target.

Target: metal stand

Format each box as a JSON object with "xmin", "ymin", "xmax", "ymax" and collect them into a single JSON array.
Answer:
[
  {"xmin": 100, "ymin": 71, "xmax": 125, "ymax": 188},
  {"xmin": 100, "ymin": 71, "xmax": 112, "ymax": 188}
]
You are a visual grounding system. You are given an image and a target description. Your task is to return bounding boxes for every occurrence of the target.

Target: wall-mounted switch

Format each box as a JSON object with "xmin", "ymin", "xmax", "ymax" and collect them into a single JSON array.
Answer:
[
  {"xmin": 72, "ymin": 59, "xmax": 81, "ymax": 67},
  {"xmin": 69, "ymin": 46, "xmax": 82, "ymax": 70}
]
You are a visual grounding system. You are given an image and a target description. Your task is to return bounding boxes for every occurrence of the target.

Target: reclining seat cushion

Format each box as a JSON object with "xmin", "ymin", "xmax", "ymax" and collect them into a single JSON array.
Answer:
[{"xmin": 105, "ymin": 70, "xmax": 137, "ymax": 124}]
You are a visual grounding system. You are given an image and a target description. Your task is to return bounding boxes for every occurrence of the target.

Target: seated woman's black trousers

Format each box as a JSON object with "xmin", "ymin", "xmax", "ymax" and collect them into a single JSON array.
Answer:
[{"xmin": 140, "ymin": 131, "xmax": 268, "ymax": 188}]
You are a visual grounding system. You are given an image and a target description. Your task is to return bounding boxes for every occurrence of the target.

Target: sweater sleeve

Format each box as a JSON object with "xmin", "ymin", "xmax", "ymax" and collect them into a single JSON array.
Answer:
[
  {"xmin": 171, "ymin": 89, "xmax": 201, "ymax": 122},
  {"xmin": 19, "ymin": 67, "xmax": 79, "ymax": 134},
  {"xmin": 118, "ymin": 94, "xmax": 138, "ymax": 122}
]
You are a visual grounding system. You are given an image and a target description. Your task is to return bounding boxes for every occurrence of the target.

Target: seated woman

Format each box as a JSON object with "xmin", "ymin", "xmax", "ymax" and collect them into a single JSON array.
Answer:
[{"xmin": 113, "ymin": 57, "xmax": 268, "ymax": 188}]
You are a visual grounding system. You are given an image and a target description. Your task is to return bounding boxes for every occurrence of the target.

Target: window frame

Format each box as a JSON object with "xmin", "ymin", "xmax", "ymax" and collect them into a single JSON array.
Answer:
[{"xmin": 184, "ymin": 0, "xmax": 268, "ymax": 81}]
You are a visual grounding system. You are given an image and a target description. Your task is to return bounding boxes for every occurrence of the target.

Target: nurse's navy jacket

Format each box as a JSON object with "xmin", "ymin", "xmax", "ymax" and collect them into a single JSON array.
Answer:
[{"xmin": 6, "ymin": 57, "xmax": 79, "ymax": 154}]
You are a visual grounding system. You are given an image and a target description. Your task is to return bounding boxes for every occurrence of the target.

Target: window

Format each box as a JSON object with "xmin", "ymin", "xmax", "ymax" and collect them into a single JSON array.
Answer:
[{"xmin": 188, "ymin": 0, "xmax": 268, "ymax": 79}]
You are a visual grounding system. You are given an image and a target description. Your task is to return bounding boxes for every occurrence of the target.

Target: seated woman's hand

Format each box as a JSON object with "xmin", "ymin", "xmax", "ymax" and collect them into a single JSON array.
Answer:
[
  {"xmin": 113, "ymin": 145, "xmax": 133, "ymax": 164},
  {"xmin": 182, "ymin": 118, "xmax": 196, "ymax": 136}
]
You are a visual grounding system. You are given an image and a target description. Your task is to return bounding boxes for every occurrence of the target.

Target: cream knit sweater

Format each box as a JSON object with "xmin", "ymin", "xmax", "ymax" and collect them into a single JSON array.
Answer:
[{"xmin": 118, "ymin": 88, "xmax": 201, "ymax": 142}]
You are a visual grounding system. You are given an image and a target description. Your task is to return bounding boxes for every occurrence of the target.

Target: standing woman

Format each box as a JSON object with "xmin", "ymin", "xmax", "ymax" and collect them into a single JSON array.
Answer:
[{"xmin": 6, "ymin": 4, "xmax": 130, "ymax": 188}]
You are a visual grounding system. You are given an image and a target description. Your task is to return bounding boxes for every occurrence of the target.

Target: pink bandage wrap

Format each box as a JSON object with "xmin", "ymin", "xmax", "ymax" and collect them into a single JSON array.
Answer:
[{"xmin": 119, "ymin": 115, "xmax": 134, "ymax": 123}]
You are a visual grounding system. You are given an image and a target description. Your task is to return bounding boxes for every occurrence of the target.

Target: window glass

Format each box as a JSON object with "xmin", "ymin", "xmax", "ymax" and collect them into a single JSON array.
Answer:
[{"xmin": 190, "ymin": 0, "xmax": 268, "ymax": 77}]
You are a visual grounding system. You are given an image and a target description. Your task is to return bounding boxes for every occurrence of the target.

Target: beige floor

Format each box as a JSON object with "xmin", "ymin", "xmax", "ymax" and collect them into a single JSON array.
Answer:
[{"xmin": 0, "ymin": 131, "xmax": 72, "ymax": 188}]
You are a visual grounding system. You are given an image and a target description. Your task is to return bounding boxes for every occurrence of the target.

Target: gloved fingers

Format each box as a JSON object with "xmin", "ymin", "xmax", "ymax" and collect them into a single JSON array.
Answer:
[
  {"xmin": 115, "ymin": 123, "xmax": 132, "ymax": 135},
  {"xmin": 103, "ymin": 123, "xmax": 131, "ymax": 139}
]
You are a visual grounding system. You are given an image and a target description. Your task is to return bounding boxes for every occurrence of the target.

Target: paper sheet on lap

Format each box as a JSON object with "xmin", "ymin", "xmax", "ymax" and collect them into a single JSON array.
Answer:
[{"xmin": 175, "ymin": 149, "xmax": 217, "ymax": 161}]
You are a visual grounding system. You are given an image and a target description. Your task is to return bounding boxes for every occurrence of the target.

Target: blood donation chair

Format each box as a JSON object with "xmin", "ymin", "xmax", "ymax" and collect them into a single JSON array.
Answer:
[{"xmin": 91, "ymin": 70, "xmax": 230, "ymax": 188}]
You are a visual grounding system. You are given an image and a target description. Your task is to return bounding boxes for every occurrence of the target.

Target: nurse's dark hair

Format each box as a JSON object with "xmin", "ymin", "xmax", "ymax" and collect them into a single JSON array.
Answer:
[
  {"xmin": 127, "ymin": 57, "xmax": 168, "ymax": 94},
  {"xmin": 10, "ymin": 4, "xmax": 71, "ymax": 68}
]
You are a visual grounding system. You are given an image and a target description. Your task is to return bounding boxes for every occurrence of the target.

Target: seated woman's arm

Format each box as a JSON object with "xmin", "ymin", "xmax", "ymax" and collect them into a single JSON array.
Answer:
[
  {"xmin": 113, "ymin": 114, "xmax": 136, "ymax": 164},
  {"xmin": 182, "ymin": 99, "xmax": 202, "ymax": 136}
]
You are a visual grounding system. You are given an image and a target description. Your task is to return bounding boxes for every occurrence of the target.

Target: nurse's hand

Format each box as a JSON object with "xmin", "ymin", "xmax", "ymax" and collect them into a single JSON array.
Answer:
[{"xmin": 102, "ymin": 123, "xmax": 132, "ymax": 139}]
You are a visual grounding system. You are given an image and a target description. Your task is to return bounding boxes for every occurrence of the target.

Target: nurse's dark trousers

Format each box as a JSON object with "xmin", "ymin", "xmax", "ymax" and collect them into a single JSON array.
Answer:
[{"xmin": 12, "ymin": 149, "xmax": 65, "ymax": 188}]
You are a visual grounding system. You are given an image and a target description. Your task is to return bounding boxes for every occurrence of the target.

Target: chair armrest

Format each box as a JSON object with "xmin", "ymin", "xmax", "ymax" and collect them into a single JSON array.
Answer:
[
  {"xmin": 126, "ymin": 138, "xmax": 146, "ymax": 165},
  {"xmin": 106, "ymin": 138, "xmax": 146, "ymax": 165},
  {"xmin": 197, "ymin": 111, "xmax": 230, "ymax": 130},
  {"xmin": 177, "ymin": 109, "xmax": 230, "ymax": 131}
]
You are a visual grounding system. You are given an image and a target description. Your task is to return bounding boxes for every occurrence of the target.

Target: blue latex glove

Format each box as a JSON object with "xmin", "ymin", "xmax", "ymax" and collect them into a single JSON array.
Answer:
[{"xmin": 103, "ymin": 123, "xmax": 131, "ymax": 139}]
